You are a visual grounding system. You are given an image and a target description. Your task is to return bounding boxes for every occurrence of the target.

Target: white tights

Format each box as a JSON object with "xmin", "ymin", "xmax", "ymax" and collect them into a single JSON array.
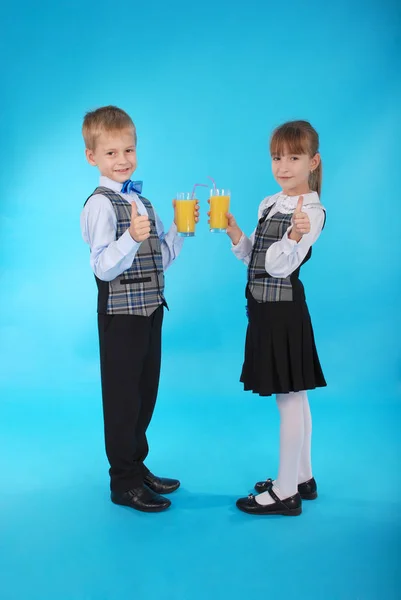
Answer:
[{"xmin": 256, "ymin": 391, "xmax": 313, "ymax": 505}]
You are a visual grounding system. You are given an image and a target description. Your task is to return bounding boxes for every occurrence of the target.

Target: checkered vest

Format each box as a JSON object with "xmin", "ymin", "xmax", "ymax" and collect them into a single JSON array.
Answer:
[
  {"xmin": 248, "ymin": 207, "xmax": 309, "ymax": 303},
  {"xmin": 86, "ymin": 187, "xmax": 166, "ymax": 316}
]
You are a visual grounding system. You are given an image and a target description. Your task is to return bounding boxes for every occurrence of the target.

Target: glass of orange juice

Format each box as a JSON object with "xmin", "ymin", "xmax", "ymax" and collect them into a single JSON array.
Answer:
[
  {"xmin": 209, "ymin": 188, "xmax": 230, "ymax": 233},
  {"xmin": 175, "ymin": 193, "xmax": 197, "ymax": 237}
]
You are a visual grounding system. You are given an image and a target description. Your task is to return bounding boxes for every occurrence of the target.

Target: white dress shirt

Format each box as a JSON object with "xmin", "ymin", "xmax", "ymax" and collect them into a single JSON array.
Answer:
[
  {"xmin": 232, "ymin": 191, "xmax": 325, "ymax": 278},
  {"xmin": 81, "ymin": 176, "xmax": 184, "ymax": 282}
]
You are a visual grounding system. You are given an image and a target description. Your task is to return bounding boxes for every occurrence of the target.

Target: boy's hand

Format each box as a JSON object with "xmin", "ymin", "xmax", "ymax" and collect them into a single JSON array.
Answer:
[
  {"xmin": 194, "ymin": 200, "xmax": 200, "ymax": 223},
  {"xmin": 289, "ymin": 196, "xmax": 310, "ymax": 242},
  {"xmin": 172, "ymin": 199, "xmax": 200, "ymax": 225},
  {"xmin": 129, "ymin": 202, "xmax": 151, "ymax": 242},
  {"xmin": 207, "ymin": 200, "xmax": 242, "ymax": 245}
]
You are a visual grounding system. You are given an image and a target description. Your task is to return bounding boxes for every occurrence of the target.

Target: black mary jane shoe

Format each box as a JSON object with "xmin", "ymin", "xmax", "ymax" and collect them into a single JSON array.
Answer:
[
  {"xmin": 144, "ymin": 471, "xmax": 180, "ymax": 495},
  {"xmin": 255, "ymin": 477, "xmax": 318, "ymax": 500},
  {"xmin": 111, "ymin": 484, "xmax": 171, "ymax": 512},
  {"xmin": 236, "ymin": 487, "xmax": 302, "ymax": 516}
]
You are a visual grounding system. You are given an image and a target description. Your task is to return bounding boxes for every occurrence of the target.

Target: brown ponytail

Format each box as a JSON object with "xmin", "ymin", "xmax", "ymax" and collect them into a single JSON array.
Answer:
[{"xmin": 309, "ymin": 160, "xmax": 322, "ymax": 197}]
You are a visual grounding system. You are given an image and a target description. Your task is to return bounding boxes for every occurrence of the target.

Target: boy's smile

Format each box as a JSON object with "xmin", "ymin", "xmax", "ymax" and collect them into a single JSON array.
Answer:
[{"xmin": 85, "ymin": 128, "xmax": 137, "ymax": 183}]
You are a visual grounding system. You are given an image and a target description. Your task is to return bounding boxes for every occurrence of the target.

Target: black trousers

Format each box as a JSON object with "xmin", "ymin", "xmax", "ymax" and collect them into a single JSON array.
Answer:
[{"xmin": 97, "ymin": 305, "xmax": 163, "ymax": 492}]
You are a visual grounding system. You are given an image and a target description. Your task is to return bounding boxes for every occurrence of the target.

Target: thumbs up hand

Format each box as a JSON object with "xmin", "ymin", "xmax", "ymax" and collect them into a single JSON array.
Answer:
[
  {"xmin": 289, "ymin": 196, "xmax": 311, "ymax": 242},
  {"xmin": 129, "ymin": 202, "xmax": 151, "ymax": 242}
]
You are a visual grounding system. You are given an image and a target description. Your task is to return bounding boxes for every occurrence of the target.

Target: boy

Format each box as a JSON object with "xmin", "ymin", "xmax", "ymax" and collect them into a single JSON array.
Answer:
[{"xmin": 80, "ymin": 106, "xmax": 197, "ymax": 512}]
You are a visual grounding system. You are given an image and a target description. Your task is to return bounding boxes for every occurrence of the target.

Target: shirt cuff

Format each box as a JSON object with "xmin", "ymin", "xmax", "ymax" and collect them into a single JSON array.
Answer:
[
  {"xmin": 169, "ymin": 222, "xmax": 179, "ymax": 236},
  {"xmin": 231, "ymin": 233, "xmax": 250, "ymax": 257},
  {"xmin": 164, "ymin": 221, "xmax": 185, "ymax": 249},
  {"xmin": 116, "ymin": 228, "xmax": 142, "ymax": 256},
  {"xmin": 281, "ymin": 227, "xmax": 299, "ymax": 254}
]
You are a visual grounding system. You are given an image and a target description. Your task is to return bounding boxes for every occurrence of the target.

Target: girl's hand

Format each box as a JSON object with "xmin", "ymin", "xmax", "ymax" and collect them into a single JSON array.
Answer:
[
  {"xmin": 289, "ymin": 196, "xmax": 311, "ymax": 242},
  {"xmin": 226, "ymin": 212, "xmax": 243, "ymax": 245},
  {"xmin": 207, "ymin": 200, "xmax": 243, "ymax": 245}
]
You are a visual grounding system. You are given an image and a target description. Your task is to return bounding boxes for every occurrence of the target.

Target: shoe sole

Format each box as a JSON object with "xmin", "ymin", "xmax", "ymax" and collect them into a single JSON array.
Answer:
[
  {"xmin": 237, "ymin": 505, "xmax": 302, "ymax": 517},
  {"xmin": 301, "ymin": 491, "xmax": 318, "ymax": 501},
  {"xmin": 111, "ymin": 498, "xmax": 171, "ymax": 512}
]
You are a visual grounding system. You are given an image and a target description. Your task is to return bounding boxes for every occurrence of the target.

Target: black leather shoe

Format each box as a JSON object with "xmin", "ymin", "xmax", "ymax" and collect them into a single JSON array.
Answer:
[
  {"xmin": 144, "ymin": 472, "xmax": 180, "ymax": 494},
  {"xmin": 298, "ymin": 477, "xmax": 318, "ymax": 500},
  {"xmin": 255, "ymin": 477, "xmax": 318, "ymax": 500},
  {"xmin": 111, "ymin": 484, "xmax": 171, "ymax": 512},
  {"xmin": 236, "ymin": 488, "xmax": 302, "ymax": 516}
]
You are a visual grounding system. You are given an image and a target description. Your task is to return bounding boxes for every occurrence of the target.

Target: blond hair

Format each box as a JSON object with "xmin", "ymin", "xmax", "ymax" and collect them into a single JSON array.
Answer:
[
  {"xmin": 82, "ymin": 105, "xmax": 137, "ymax": 150},
  {"xmin": 270, "ymin": 120, "xmax": 322, "ymax": 196}
]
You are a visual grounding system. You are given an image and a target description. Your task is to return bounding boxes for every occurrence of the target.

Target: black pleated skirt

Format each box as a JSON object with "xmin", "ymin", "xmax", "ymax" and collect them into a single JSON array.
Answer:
[{"xmin": 240, "ymin": 284, "xmax": 326, "ymax": 396}]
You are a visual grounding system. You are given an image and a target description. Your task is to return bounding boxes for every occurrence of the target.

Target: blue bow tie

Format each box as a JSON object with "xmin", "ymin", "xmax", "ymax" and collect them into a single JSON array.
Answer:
[{"xmin": 121, "ymin": 180, "xmax": 143, "ymax": 195}]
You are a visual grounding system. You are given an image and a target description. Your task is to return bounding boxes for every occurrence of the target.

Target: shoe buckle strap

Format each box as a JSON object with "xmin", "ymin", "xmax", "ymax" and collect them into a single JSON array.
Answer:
[{"xmin": 267, "ymin": 486, "xmax": 295, "ymax": 511}]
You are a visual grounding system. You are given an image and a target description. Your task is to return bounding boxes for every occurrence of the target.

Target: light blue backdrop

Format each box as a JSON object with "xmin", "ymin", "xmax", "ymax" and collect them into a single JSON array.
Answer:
[
  {"xmin": 0, "ymin": 0, "xmax": 400, "ymax": 400},
  {"xmin": 0, "ymin": 1, "xmax": 400, "ymax": 599}
]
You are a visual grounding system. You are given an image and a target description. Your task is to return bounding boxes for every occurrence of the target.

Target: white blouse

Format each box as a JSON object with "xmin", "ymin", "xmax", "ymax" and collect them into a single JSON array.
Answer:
[{"xmin": 232, "ymin": 191, "xmax": 325, "ymax": 278}]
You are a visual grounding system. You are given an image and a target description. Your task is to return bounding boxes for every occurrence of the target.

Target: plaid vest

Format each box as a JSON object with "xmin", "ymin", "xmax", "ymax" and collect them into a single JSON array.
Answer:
[
  {"xmin": 248, "ymin": 207, "xmax": 311, "ymax": 303},
  {"xmin": 86, "ymin": 187, "xmax": 166, "ymax": 316}
]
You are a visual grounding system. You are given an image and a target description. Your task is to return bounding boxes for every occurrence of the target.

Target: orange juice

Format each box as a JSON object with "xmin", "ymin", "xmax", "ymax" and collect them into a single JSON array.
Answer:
[
  {"xmin": 210, "ymin": 194, "xmax": 230, "ymax": 232},
  {"xmin": 176, "ymin": 199, "xmax": 196, "ymax": 237}
]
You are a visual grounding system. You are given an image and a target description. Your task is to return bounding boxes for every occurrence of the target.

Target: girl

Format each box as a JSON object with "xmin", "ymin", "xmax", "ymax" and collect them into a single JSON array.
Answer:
[{"xmin": 228, "ymin": 120, "xmax": 326, "ymax": 516}]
